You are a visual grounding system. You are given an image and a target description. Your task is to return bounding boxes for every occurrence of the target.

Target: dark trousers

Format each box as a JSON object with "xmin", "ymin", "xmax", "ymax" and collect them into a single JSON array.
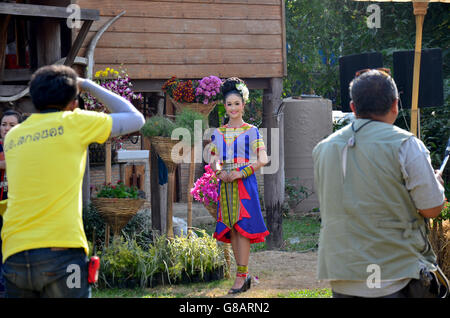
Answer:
[{"xmin": 3, "ymin": 247, "xmax": 91, "ymax": 298}]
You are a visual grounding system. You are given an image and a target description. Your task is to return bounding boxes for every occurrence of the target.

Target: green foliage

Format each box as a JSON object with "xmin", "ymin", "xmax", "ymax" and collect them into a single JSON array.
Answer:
[
  {"xmin": 435, "ymin": 201, "xmax": 450, "ymax": 223},
  {"xmin": 96, "ymin": 181, "xmax": 139, "ymax": 199},
  {"xmin": 174, "ymin": 108, "xmax": 207, "ymax": 145},
  {"xmin": 97, "ymin": 231, "xmax": 227, "ymax": 288},
  {"xmin": 284, "ymin": 177, "xmax": 313, "ymax": 214},
  {"xmin": 83, "ymin": 204, "xmax": 153, "ymax": 251},
  {"xmin": 140, "ymin": 115, "xmax": 178, "ymax": 138},
  {"xmin": 140, "ymin": 109, "xmax": 206, "ymax": 146},
  {"xmin": 280, "ymin": 288, "xmax": 332, "ymax": 298},
  {"xmin": 285, "ymin": 0, "xmax": 449, "ymax": 108}
]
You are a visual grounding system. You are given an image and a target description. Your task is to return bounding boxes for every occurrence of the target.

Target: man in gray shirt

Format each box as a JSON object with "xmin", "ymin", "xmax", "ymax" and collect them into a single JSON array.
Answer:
[{"xmin": 313, "ymin": 68, "xmax": 445, "ymax": 298}]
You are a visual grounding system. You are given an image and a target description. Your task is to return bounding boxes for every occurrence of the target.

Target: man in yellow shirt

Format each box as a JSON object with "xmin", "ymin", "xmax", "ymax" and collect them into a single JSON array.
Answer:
[{"xmin": 0, "ymin": 65, "xmax": 144, "ymax": 298}]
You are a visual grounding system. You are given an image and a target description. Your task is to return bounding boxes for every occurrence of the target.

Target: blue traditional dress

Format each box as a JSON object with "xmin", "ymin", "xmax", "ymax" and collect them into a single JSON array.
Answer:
[{"xmin": 210, "ymin": 123, "xmax": 269, "ymax": 244}]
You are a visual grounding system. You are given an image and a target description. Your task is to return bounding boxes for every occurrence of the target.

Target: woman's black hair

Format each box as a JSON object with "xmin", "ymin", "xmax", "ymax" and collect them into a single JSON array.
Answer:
[
  {"xmin": 29, "ymin": 65, "xmax": 78, "ymax": 111},
  {"xmin": 1, "ymin": 110, "xmax": 23, "ymax": 124},
  {"xmin": 221, "ymin": 77, "xmax": 245, "ymax": 102}
]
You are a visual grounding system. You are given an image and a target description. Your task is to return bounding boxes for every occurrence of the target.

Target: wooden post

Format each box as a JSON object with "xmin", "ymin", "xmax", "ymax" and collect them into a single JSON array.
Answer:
[
  {"xmin": 187, "ymin": 147, "xmax": 195, "ymax": 235},
  {"xmin": 36, "ymin": 20, "xmax": 61, "ymax": 66},
  {"xmin": 0, "ymin": 15, "xmax": 11, "ymax": 83},
  {"xmin": 410, "ymin": 1, "xmax": 428, "ymax": 137},
  {"xmin": 262, "ymin": 78, "xmax": 285, "ymax": 250},
  {"xmin": 166, "ymin": 163, "xmax": 176, "ymax": 238},
  {"xmin": 104, "ymin": 140, "xmax": 112, "ymax": 247},
  {"xmin": 147, "ymin": 137, "xmax": 165, "ymax": 235}
]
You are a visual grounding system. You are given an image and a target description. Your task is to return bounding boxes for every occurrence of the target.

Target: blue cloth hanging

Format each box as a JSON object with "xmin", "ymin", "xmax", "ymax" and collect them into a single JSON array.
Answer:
[{"xmin": 158, "ymin": 155, "xmax": 168, "ymax": 185}]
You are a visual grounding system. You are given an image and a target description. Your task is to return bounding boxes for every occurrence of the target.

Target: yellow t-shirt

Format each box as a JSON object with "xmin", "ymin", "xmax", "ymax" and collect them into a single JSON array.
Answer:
[{"xmin": 1, "ymin": 109, "xmax": 112, "ymax": 262}]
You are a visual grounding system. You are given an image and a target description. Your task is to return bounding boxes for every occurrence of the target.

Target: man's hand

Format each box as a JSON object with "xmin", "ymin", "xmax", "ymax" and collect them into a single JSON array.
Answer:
[{"xmin": 435, "ymin": 170, "xmax": 444, "ymax": 186}]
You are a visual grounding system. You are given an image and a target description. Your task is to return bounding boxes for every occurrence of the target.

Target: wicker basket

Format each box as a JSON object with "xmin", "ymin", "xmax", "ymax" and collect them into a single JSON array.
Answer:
[
  {"xmin": 204, "ymin": 202, "xmax": 218, "ymax": 219},
  {"xmin": 92, "ymin": 197, "xmax": 146, "ymax": 236},
  {"xmin": 150, "ymin": 136, "xmax": 185, "ymax": 171},
  {"xmin": 429, "ymin": 219, "xmax": 450, "ymax": 279},
  {"xmin": 170, "ymin": 97, "xmax": 217, "ymax": 117}
]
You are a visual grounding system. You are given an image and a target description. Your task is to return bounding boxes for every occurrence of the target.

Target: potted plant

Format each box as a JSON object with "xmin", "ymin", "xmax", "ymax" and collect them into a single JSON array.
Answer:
[
  {"xmin": 140, "ymin": 109, "xmax": 207, "ymax": 167},
  {"xmin": 91, "ymin": 180, "xmax": 146, "ymax": 238},
  {"xmin": 162, "ymin": 75, "xmax": 222, "ymax": 116}
]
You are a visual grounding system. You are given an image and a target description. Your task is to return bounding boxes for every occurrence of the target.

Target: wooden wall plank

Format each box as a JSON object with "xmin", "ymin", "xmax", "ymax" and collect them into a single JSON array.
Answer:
[
  {"xmin": 75, "ymin": 0, "xmax": 285, "ymax": 81},
  {"xmin": 79, "ymin": 48, "xmax": 282, "ymax": 65},
  {"xmin": 81, "ymin": 32, "xmax": 282, "ymax": 49},
  {"xmin": 94, "ymin": 63, "xmax": 283, "ymax": 79},
  {"xmin": 76, "ymin": 0, "xmax": 281, "ymax": 20},
  {"xmin": 118, "ymin": 0, "xmax": 281, "ymax": 5},
  {"xmin": 88, "ymin": 16, "xmax": 282, "ymax": 35}
]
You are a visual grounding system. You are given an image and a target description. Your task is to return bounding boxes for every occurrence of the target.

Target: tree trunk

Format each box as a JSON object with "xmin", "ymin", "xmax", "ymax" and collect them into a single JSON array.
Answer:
[{"xmin": 262, "ymin": 77, "xmax": 285, "ymax": 250}]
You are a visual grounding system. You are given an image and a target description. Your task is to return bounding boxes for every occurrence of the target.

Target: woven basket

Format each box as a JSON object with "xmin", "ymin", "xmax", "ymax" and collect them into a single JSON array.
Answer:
[
  {"xmin": 429, "ymin": 219, "xmax": 450, "ymax": 279},
  {"xmin": 204, "ymin": 202, "xmax": 218, "ymax": 219},
  {"xmin": 170, "ymin": 97, "xmax": 217, "ymax": 117},
  {"xmin": 149, "ymin": 136, "xmax": 184, "ymax": 171},
  {"xmin": 92, "ymin": 197, "xmax": 146, "ymax": 236}
]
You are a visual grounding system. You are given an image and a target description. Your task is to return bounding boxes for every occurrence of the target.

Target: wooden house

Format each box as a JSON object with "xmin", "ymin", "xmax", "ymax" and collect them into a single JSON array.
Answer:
[
  {"xmin": 76, "ymin": 0, "xmax": 287, "ymax": 91},
  {"xmin": 0, "ymin": 0, "xmax": 286, "ymax": 246},
  {"xmin": 74, "ymin": 0, "xmax": 287, "ymax": 245}
]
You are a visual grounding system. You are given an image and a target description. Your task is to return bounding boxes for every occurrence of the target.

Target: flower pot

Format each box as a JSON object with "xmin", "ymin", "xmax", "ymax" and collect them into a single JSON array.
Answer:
[
  {"xmin": 169, "ymin": 97, "xmax": 217, "ymax": 117},
  {"xmin": 91, "ymin": 197, "xmax": 145, "ymax": 237}
]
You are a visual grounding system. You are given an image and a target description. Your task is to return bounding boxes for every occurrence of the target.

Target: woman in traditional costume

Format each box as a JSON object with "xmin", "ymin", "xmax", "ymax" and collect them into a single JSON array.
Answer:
[{"xmin": 210, "ymin": 77, "xmax": 269, "ymax": 294}]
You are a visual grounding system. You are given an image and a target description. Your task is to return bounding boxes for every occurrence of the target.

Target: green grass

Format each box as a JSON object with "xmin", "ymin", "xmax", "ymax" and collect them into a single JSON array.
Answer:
[
  {"xmin": 250, "ymin": 214, "xmax": 321, "ymax": 252},
  {"xmin": 93, "ymin": 279, "xmax": 231, "ymax": 298},
  {"xmin": 278, "ymin": 288, "xmax": 332, "ymax": 298},
  {"xmin": 200, "ymin": 214, "xmax": 321, "ymax": 253}
]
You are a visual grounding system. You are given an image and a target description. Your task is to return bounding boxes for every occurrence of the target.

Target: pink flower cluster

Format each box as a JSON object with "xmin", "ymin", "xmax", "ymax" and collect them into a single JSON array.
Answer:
[
  {"xmin": 190, "ymin": 164, "xmax": 219, "ymax": 207},
  {"xmin": 195, "ymin": 75, "xmax": 222, "ymax": 105}
]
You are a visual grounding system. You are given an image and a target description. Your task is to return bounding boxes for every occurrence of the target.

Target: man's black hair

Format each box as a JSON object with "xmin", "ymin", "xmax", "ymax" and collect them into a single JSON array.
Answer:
[
  {"xmin": 29, "ymin": 65, "xmax": 78, "ymax": 111},
  {"xmin": 349, "ymin": 70, "xmax": 398, "ymax": 118}
]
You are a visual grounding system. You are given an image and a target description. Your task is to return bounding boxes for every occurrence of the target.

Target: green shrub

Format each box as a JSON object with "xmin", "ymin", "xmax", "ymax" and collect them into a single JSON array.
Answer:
[
  {"xmin": 140, "ymin": 115, "xmax": 177, "ymax": 138},
  {"xmin": 96, "ymin": 230, "xmax": 227, "ymax": 288},
  {"xmin": 174, "ymin": 108, "xmax": 207, "ymax": 145},
  {"xmin": 96, "ymin": 181, "xmax": 139, "ymax": 199}
]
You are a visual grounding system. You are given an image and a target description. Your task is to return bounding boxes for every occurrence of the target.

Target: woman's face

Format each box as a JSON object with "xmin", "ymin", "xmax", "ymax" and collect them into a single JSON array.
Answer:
[
  {"xmin": 225, "ymin": 93, "xmax": 245, "ymax": 121},
  {"xmin": 1, "ymin": 115, "xmax": 19, "ymax": 139}
]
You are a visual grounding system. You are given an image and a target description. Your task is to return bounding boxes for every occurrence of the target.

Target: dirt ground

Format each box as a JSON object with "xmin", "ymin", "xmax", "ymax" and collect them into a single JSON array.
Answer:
[
  {"xmin": 235, "ymin": 250, "xmax": 329, "ymax": 297},
  {"xmin": 190, "ymin": 250, "xmax": 330, "ymax": 298}
]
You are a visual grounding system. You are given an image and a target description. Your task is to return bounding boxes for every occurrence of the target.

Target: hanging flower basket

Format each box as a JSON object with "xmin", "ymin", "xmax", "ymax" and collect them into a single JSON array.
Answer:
[
  {"xmin": 169, "ymin": 97, "xmax": 217, "ymax": 117},
  {"xmin": 149, "ymin": 136, "xmax": 185, "ymax": 171},
  {"xmin": 91, "ymin": 197, "xmax": 145, "ymax": 236}
]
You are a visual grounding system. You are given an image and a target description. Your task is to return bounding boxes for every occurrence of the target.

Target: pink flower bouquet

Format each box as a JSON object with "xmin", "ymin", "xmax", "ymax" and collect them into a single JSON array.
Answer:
[{"xmin": 190, "ymin": 164, "xmax": 219, "ymax": 207}]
